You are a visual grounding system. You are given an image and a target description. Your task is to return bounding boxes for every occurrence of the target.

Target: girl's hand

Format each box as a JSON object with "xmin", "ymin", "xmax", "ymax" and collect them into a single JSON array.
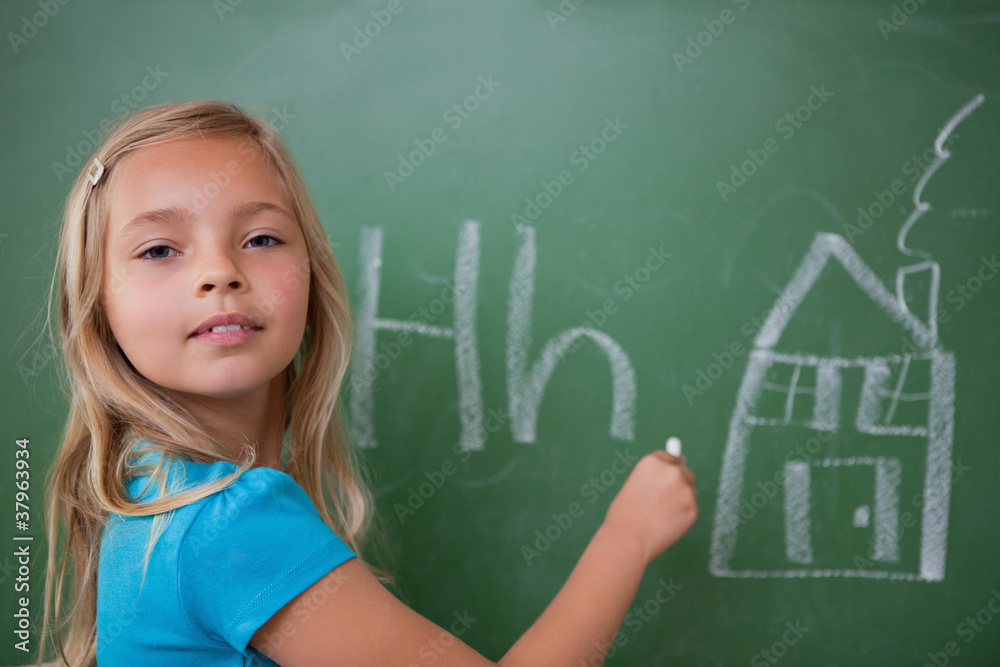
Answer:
[
  {"xmin": 252, "ymin": 451, "xmax": 698, "ymax": 667},
  {"xmin": 600, "ymin": 451, "xmax": 698, "ymax": 565}
]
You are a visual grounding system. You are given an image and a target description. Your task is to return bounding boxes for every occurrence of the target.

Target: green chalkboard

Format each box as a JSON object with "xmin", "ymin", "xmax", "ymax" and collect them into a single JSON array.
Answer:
[{"xmin": 2, "ymin": 1, "xmax": 1000, "ymax": 664}]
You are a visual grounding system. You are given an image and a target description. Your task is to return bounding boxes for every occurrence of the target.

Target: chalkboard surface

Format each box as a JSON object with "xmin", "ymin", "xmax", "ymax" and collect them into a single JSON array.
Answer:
[{"xmin": 2, "ymin": 1, "xmax": 999, "ymax": 664}]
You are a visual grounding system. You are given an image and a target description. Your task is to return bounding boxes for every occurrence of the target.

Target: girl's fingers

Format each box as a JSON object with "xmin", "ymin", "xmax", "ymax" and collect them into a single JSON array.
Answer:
[
  {"xmin": 649, "ymin": 451, "xmax": 696, "ymax": 485},
  {"xmin": 650, "ymin": 450, "xmax": 682, "ymax": 464}
]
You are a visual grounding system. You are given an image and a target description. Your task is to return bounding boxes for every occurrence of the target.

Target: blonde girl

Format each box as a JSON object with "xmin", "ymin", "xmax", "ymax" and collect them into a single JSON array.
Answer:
[{"xmin": 40, "ymin": 100, "xmax": 697, "ymax": 666}]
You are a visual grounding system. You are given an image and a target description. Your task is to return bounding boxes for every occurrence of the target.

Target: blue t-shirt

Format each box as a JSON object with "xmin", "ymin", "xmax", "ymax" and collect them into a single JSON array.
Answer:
[{"xmin": 97, "ymin": 440, "xmax": 356, "ymax": 666}]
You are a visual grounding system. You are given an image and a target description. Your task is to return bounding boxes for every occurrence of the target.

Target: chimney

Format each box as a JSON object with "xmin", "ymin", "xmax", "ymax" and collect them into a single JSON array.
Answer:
[{"xmin": 895, "ymin": 260, "xmax": 939, "ymax": 349}]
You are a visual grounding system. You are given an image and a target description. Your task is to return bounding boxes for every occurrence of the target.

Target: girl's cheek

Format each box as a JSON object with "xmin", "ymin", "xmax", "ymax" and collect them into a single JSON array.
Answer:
[
  {"xmin": 257, "ymin": 286, "xmax": 291, "ymax": 317},
  {"xmin": 104, "ymin": 264, "xmax": 132, "ymax": 301},
  {"xmin": 281, "ymin": 258, "xmax": 310, "ymax": 289},
  {"xmin": 270, "ymin": 287, "xmax": 288, "ymax": 306},
  {"xmin": 265, "ymin": 281, "xmax": 308, "ymax": 315}
]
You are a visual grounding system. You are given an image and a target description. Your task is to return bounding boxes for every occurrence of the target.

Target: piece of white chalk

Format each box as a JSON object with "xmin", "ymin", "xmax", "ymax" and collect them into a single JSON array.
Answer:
[{"xmin": 665, "ymin": 437, "xmax": 682, "ymax": 457}]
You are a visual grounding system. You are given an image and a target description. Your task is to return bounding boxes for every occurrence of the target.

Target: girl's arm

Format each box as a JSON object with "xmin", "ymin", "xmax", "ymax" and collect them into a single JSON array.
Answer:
[
  {"xmin": 499, "ymin": 450, "xmax": 696, "ymax": 664},
  {"xmin": 250, "ymin": 451, "xmax": 696, "ymax": 666}
]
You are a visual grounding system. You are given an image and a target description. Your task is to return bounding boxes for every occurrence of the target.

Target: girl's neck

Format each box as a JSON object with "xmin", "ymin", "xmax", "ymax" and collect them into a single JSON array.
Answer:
[{"xmin": 163, "ymin": 370, "xmax": 287, "ymax": 470}]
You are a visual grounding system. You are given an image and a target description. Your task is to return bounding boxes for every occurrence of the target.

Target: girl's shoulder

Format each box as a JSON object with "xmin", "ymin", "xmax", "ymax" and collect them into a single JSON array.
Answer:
[
  {"xmin": 124, "ymin": 438, "xmax": 287, "ymax": 504},
  {"xmin": 116, "ymin": 439, "xmax": 342, "ymax": 552},
  {"xmin": 100, "ymin": 441, "xmax": 355, "ymax": 663},
  {"xmin": 109, "ymin": 437, "xmax": 354, "ymax": 587}
]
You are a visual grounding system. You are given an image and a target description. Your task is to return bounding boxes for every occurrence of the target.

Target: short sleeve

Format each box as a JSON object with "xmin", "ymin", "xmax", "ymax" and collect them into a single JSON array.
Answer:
[{"xmin": 179, "ymin": 467, "xmax": 356, "ymax": 654}]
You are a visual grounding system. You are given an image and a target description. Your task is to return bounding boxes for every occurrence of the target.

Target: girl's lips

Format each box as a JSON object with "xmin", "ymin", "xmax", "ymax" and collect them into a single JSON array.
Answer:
[{"xmin": 191, "ymin": 326, "xmax": 261, "ymax": 346}]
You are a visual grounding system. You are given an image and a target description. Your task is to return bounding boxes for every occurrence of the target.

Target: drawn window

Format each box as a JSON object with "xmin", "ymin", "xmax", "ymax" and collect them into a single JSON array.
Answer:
[
  {"xmin": 750, "ymin": 358, "xmax": 840, "ymax": 429},
  {"xmin": 856, "ymin": 355, "xmax": 931, "ymax": 436}
]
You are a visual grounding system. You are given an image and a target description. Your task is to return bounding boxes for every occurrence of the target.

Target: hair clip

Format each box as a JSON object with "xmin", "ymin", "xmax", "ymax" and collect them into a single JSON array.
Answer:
[{"xmin": 87, "ymin": 158, "xmax": 105, "ymax": 186}]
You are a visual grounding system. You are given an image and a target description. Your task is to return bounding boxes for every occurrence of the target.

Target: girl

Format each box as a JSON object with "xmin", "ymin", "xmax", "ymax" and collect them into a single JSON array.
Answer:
[{"xmin": 40, "ymin": 100, "xmax": 697, "ymax": 666}]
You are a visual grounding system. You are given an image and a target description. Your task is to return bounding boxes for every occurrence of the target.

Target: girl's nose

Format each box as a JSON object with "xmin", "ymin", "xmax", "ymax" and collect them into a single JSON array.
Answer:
[{"xmin": 196, "ymin": 249, "xmax": 248, "ymax": 294}]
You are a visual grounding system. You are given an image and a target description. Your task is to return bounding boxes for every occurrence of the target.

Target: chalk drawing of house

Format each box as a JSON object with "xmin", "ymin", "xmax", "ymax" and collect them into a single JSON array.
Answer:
[{"xmin": 709, "ymin": 232, "xmax": 955, "ymax": 582}]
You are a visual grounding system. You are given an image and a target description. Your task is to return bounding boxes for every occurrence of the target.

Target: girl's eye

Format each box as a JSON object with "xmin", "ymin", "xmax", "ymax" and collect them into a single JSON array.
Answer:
[
  {"xmin": 137, "ymin": 235, "xmax": 282, "ymax": 261},
  {"xmin": 139, "ymin": 245, "xmax": 178, "ymax": 261},
  {"xmin": 246, "ymin": 234, "xmax": 282, "ymax": 249}
]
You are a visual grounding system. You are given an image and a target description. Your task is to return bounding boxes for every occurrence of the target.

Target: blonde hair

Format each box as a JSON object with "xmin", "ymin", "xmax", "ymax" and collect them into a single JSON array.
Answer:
[{"xmin": 37, "ymin": 100, "xmax": 381, "ymax": 666}]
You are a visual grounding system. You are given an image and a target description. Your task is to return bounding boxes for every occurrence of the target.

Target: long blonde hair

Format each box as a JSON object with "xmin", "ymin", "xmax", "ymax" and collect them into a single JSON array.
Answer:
[{"xmin": 37, "ymin": 100, "xmax": 379, "ymax": 666}]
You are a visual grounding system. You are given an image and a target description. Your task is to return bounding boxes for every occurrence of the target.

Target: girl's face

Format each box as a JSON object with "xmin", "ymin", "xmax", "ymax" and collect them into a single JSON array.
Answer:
[{"xmin": 101, "ymin": 136, "xmax": 311, "ymax": 403}]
